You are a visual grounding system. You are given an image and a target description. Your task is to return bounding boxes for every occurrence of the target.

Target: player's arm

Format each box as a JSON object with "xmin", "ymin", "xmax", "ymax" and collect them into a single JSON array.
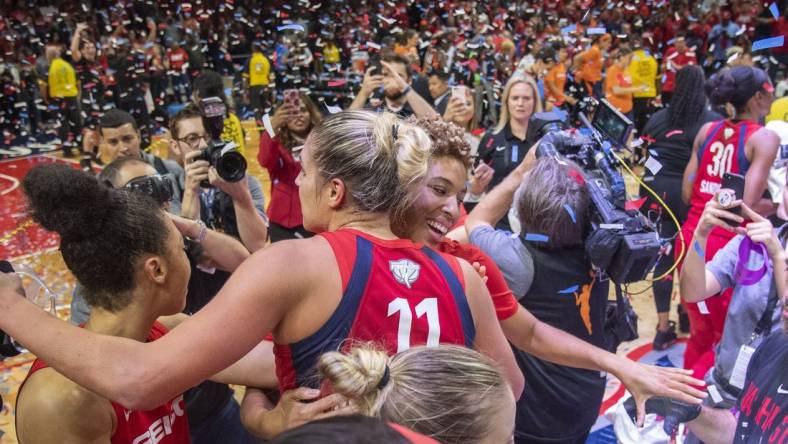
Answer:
[
  {"xmin": 16, "ymin": 375, "xmax": 115, "ymax": 444},
  {"xmin": 460, "ymin": 259, "xmax": 524, "ymax": 398},
  {"xmin": 744, "ymin": 127, "xmax": 779, "ymax": 216},
  {"xmin": 500, "ymin": 306, "xmax": 706, "ymax": 425},
  {"xmin": 210, "ymin": 339, "xmax": 278, "ymax": 389},
  {"xmin": 682, "ymin": 122, "xmax": 712, "ymax": 204},
  {"xmin": 0, "ymin": 239, "xmax": 314, "ymax": 411}
]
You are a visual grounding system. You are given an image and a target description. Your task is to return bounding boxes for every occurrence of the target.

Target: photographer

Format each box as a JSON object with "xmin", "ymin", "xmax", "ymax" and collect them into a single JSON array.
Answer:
[
  {"xmin": 465, "ymin": 155, "xmax": 612, "ymax": 443},
  {"xmin": 257, "ymin": 92, "xmax": 322, "ymax": 242},
  {"xmin": 97, "ymin": 109, "xmax": 184, "ymax": 215},
  {"xmin": 348, "ymin": 55, "xmax": 438, "ymax": 119},
  {"xmin": 169, "ymin": 104, "xmax": 268, "ymax": 252},
  {"xmin": 680, "ymin": 193, "xmax": 787, "ymax": 411}
]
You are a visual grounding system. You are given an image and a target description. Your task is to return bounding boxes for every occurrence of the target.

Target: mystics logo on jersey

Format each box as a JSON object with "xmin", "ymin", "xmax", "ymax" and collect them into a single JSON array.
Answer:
[{"xmin": 390, "ymin": 259, "xmax": 420, "ymax": 288}]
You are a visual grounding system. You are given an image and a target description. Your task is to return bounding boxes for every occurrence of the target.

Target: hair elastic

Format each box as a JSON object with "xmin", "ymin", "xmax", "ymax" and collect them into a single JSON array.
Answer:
[
  {"xmin": 392, "ymin": 124, "xmax": 399, "ymax": 141},
  {"xmin": 378, "ymin": 365, "xmax": 391, "ymax": 389}
]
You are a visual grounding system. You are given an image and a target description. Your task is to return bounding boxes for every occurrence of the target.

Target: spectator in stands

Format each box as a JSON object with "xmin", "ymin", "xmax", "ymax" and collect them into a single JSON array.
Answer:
[
  {"xmin": 258, "ymin": 92, "xmax": 322, "ymax": 241},
  {"xmin": 628, "ymin": 36, "xmax": 659, "ymax": 134},
  {"xmin": 167, "ymin": 40, "xmax": 191, "ymax": 104},
  {"xmin": 572, "ymin": 33, "xmax": 611, "ymax": 97}
]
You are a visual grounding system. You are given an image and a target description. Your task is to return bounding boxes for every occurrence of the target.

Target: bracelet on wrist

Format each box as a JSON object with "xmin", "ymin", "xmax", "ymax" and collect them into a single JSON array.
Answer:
[{"xmin": 186, "ymin": 219, "xmax": 208, "ymax": 244}]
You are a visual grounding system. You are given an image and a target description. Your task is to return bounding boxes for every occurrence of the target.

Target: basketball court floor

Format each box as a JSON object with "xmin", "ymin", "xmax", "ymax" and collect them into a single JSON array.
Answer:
[{"xmin": 0, "ymin": 124, "xmax": 685, "ymax": 443}]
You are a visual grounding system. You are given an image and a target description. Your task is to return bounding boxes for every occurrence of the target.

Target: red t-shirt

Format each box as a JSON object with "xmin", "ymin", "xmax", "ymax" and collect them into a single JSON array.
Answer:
[
  {"xmin": 257, "ymin": 131, "xmax": 304, "ymax": 228},
  {"xmin": 436, "ymin": 238, "xmax": 519, "ymax": 321},
  {"xmin": 661, "ymin": 47, "xmax": 697, "ymax": 92},
  {"xmin": 20, "ymin": 322, "xmax": 191, "ymax": 444},
  {"xmin": 167, "ymin": 48, "xmax": 189, "ymax": 73}
]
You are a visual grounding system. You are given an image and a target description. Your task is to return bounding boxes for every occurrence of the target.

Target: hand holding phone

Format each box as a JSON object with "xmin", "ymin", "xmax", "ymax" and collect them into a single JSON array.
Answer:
[
  {"xmin": 283, "ymin": 89, "xmax": 300, "ymax": 112},
  {"xmin": 451, "ymin": 85, "xmax": 467, "ymax": 106},
  {"xmin": 720, "ymin": 172, "xmax": 745, "ymax": 217}
]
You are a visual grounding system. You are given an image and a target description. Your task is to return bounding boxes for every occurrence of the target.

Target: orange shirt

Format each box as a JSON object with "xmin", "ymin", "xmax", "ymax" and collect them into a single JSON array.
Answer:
[
  {"xmin": 544, "ymin": 63, "xmax": 567, "ymax": 104},
  {"xmin": 577, "ymin": 45, "xmax": 603, "ymax": 83},
  {"xmin": 605, "ymin": 64, "xmax": 633, "ymax": 114}
]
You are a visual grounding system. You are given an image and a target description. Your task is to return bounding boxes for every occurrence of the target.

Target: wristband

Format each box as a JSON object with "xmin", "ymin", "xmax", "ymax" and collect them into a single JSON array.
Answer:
[
  {"xmin": 401, "ymin": 85, "xmax": 412, "ymax": 96},
  {"xmin": 187, "ymin": 219, "xmax": 208, "ymax": 244}
]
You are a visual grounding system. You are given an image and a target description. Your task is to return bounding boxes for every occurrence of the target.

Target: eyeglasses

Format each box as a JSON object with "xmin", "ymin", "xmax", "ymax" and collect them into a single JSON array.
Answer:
[{"xmin": 176, "ymin": 133, "xmax": 211, "ymax": 148}]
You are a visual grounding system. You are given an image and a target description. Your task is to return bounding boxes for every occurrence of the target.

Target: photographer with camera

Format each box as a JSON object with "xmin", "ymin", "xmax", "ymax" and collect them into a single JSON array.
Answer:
[
  {"xmin": 97, "ymin": 109, "xmax": 185, "ymax": 215},
  {"xmin": 348, "ymin": 55, "xmax": 438, "ymax": 119},
  {"xmin": 169, "ymin": 104, "xmax": 268, "ymax": 253},
  {"xmin": 258, "ymin": 91, "xmax": 322, "ymax": 242},
  {"xmin": 465, "ymin": 154, "xmax": 612, "ymax": 444},
  {"xmin": 679, "ymin": 190, "xmax": 787, "ymax": 424},
  {"xmin": 679, "ymin": 66, "xmax": 779, "ymax": 377}
]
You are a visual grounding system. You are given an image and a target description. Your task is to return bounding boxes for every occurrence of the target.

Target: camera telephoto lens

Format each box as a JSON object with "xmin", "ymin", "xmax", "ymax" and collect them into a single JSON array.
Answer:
[{"xmin": 216, "ymin": 151, "xmax": 247, "ymax": 183}]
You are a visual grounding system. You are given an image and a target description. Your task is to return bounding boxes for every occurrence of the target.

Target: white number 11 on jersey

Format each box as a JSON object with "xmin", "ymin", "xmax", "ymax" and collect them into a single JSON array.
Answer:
[{"xmin": 387, "ymin": 297, "xmax": 441, "ymax": 353}]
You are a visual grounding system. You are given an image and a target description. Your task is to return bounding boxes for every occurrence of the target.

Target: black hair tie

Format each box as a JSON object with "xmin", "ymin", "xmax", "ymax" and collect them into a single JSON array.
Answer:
[
  {"xmin": 392, "ymin": 124, "xmax": 399, "ymax": 142},
  {"xmin": 378, "ymin": 365, "xmax": 391, "ymax": 389}
]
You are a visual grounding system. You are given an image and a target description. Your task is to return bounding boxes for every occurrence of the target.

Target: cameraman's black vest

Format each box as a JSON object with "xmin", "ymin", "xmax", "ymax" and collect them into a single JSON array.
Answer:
[{"xmin": 512, "ymin": 240, "xmax": 609, "ymax": 441}]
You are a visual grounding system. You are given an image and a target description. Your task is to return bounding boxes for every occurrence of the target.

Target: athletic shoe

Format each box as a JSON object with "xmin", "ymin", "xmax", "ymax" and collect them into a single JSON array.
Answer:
[
  {"xmin": 677, "ymin": 304, "xmax": 690, "ymax": 333},
  {"xmin": 653, "ymin": 321, "xmax": 677, "ymax": 351}
]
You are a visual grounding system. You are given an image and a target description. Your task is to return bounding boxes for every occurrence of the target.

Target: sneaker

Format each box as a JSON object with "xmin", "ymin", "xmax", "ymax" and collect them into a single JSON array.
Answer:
[
  {"xmin": 653, "ymin": 321, "xmax": 677, "ymax": 351},
  {"xmin": 678, "ymin": 304, "xmax": 690, "ymax": 333}
]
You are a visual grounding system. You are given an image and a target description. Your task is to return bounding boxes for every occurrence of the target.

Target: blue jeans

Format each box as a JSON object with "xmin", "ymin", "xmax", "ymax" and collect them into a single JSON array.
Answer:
[{"xmin": 190, "ymin": 397, "xmax": 262, "ymax": 444}]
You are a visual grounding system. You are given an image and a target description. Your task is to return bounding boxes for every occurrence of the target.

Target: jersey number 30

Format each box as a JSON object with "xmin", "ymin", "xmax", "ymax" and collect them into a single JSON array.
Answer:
[
  {"xmin": 388, "ymin": 298, "xmax": 440, "ymax": 353},
  {"xmin": 706, "ymin": 141, "xmax": 735, "ymax": 178}
]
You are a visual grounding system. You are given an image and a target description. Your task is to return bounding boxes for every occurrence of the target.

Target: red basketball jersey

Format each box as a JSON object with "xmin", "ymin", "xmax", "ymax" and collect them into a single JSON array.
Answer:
[
  {"xmin": 274, "ymin": 229, "xmax": 475, "ymax": 392},
  {"xmin": 685, "ymin": 119, "xmax": 762, "ymax": 230},
  {"xmin": 18, "ymin": 322, "xmax": 191, "ymax": 444}
]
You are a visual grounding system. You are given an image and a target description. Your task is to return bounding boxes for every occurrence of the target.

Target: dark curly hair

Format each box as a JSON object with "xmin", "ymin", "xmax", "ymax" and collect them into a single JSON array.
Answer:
[
  {"xmin": 23, "ymin": 164, "xmax": 170, "ymax": 312},
  {"xmin": 408, "ymin": 116, "xmax": 472, "ymax": 169},
  {"xmin": 706, "ymin": 66, "xmax": 771, "ymax": 111}
]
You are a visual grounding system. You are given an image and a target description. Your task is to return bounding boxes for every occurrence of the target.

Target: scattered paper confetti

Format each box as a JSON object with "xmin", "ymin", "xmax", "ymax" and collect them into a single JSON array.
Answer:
[
  {"xmin": 277, "ymin": 24, "xmax": 305, "ymax": 32},
  {"xmin": 752, "ymin": 36, "xmax": 785, "ymax": 52},
  {"xmin": 524, "ymin": 233, "xmax": 550, "ymax": 243},
  {"xmin": 693, "ymin": 240, "xmax": 705, "ymax": 259},
  {"xmin": 564, "ymin": 204, "xmax": 577, "ymax": 223},
  {"xmin": 559, "ymin": 285, "xmax": 579, "ymax": 294}
]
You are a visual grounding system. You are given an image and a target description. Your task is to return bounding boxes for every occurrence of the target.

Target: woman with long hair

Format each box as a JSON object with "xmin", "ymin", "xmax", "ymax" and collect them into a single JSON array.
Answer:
[
  {"xmin": 639, "ymin": 66, "xmax": 722, "ymax": 350},
  {"xmin": 680, "ymin": 65, "xmax": 779, "ymax": 379},
  {"xmin": 0, "ymin": 111, "xmax": 521, "ymax": 438},
  {"xmin": 258, "ymin": 92, "xmax": 322, "ymax": 241}
]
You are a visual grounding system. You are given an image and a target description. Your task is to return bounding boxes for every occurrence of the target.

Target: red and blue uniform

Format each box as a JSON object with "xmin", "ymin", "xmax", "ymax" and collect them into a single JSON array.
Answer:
[
  {"xmin": 274, "ymin": 229, "xmax": 476, "ymax": 392},
  {"xmin": 18, "ymin": 322, "xmax": 191, "ymax": 444},
  {"xmin": 678, "ymin": 119, "xmax": 762, "ymax": 375}
]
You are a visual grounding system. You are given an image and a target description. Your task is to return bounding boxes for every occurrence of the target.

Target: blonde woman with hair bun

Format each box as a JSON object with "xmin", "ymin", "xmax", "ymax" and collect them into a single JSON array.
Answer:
[
  {"xmin": 318, "ymin": 344, "xmax": 515, "ymax": 444},
  {"xmin": 0, "ymin": 110, "xmax": 522, "ymax": 440}
]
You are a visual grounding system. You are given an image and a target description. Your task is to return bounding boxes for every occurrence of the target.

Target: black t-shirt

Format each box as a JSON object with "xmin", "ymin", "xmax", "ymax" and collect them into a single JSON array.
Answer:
[
  {"xmin": 734, "ymin": 332, "xmax": 788, "ymax": 443},
  {"xmin": 641, "ymin": 107, "xmax": 722, "ymax": 177},
  {"xmin": 478, "ymin": 123, "xmax": 529, "ymax": 190},
  {"xmin": 513, "ymin": 242, "xmax": 610, "ymax": 442}
]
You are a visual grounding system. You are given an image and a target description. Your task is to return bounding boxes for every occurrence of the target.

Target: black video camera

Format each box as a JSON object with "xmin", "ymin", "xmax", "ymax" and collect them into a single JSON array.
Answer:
[
  {"xmin": 125, "ymin": 174, "xmax": 175, "ymax": 205},
  {"xmin": 195, "ymin": 97, "xmax": 247, "ymax": 187},
  {"xmin": 530, "ymin": 100, "xmax": 661, "ymax": 284}
]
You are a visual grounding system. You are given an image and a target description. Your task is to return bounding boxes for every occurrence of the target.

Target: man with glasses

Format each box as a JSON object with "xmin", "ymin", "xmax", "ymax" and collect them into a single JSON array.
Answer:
[
  {"xmin": 98, "ymin": 109, "xmax": 185, "ymax": 215},
  {"xmin": 168, "ymin": 104, "xmax": 268, "ymax": 253}
]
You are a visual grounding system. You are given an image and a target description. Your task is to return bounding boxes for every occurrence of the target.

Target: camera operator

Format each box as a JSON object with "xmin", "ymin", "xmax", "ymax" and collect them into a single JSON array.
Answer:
[
  {"xmin": 465, "ymin": 154, "xmax": 612, "ymax": 444},
  {"xmin": 97, "ymin": 109, "xmax": 184, "ymax": 215},
  {"xmin": 169, "ymin": 104, "xmax": 268, "ymax": 253},
  {"xmin": 348, "ymin": 55, "xmax": 438, "ymax": 119}
]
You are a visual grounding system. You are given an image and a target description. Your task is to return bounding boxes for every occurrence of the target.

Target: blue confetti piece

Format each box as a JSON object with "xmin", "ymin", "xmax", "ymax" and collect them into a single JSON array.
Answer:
[
  {"xmin": 564, "ymin": 204, "xmax": 577, "ymax": 223},
  {"xmin": 693, "ymin": 241, "xmax": 705, "ymax": 259},
  {"xmin": 770, "ymin": 2, "xmax": 780, "ymax": 18},
  {"xmin": 277, "ymin": 24, "xmax": 305, "ymax": 32},
  {"xmin": 561, "ymin": 24, "xmax": 577, "ymax": 34},
  {"xmin": 752, "ymin": 36, "xmax": 785, "ymax": 52},
  {"xmin": 587, "ymin": 27, "xmax": 607, "ymax": 35},
  {"xmin": 524, "ymin": 233, "xmax": 550, "ymax": 243},
  {"xmin": 558, "ymin": 285, "xmax": 579, "ymax": 294}
]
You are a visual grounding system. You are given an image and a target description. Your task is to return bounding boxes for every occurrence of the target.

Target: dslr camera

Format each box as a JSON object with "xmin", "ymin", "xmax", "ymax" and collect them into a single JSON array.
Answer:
[
  {"xmin": 528, "ymin": 99, "xmax": 661, "ymax": 284},
  {"xmin": 195, "ymin": 97, "xmax": 247, "ymax": 187}
]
